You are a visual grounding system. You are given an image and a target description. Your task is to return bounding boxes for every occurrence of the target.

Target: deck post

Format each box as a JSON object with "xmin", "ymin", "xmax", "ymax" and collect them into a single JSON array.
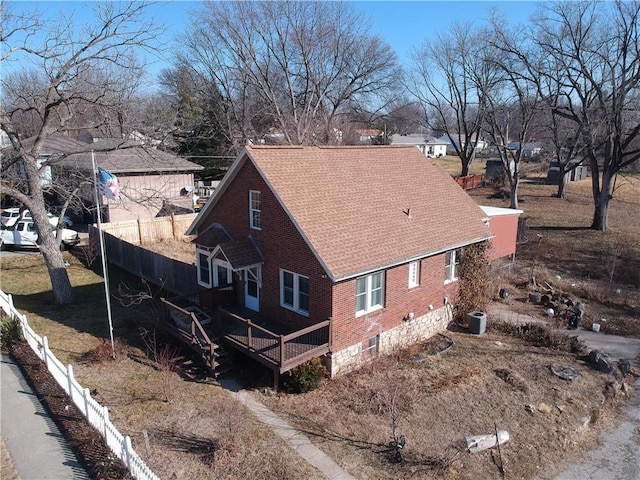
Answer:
[
  {"xmin": 273, "ymin": 370, "xmax": 279, "ymax": 391},
  {"xmin": 279, "ymin": 334, "xmax": 285, "ymax": 366}
]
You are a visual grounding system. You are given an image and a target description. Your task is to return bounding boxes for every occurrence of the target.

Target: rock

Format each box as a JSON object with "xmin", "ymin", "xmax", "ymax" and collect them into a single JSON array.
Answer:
[
  {"xmin": 576, "ymin": 417, "xmax": 590, "ymax": 432},
  {"xmin": 525, "ymin": 404, "xmax": 535, "ymax": 414},
  {"xmin": 538, "ymin": 403, "xmax": 552, "ymax": 414},
  {"xmin": 556, "ymin": 405, "xmax": 565, "ymax": 413},
  {"xmin": 551, "ymin": 364, "xmax": 581, "ymax": 381},
  {"xmin": 466, "ymin": 430, "xmax": 510, "ymax": 453}
]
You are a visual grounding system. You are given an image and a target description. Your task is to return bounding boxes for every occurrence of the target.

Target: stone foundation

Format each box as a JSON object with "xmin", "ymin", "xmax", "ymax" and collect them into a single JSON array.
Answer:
[{"xmin": 325, "ymin": 306, "xmax": 453, "ymax": 377}]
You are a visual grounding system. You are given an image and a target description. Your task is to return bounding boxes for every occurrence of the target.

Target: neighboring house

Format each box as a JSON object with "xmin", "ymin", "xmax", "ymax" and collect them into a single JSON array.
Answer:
[
  {"xmin": 441, "ymin": 134, "xmax": 488, "ymax": 154},
  {"xmin": 507, "ymin": 142, "xmax": 543, "ymax": 160},
  {"xmin": 4, "ymin": 133, "xmax": 203, "ymax": 223},
  {"xmin": 186, "ymin": 145, "xmax": 498, "ymax": 378},
  {"xmin": 390, "ymin": 133, "xmax": 449, "ymax": 157},
  {"xmin": 355, "ymin": 129, "xmax": 383, "ymax": 144},
  {"xmin": 57, "ymin": 139, "xmax": 204, "ymax": 223}
]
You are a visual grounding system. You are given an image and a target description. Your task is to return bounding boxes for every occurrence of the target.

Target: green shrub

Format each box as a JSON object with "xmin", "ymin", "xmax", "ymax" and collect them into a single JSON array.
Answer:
[
  {"xmin": 281, "ymin": 358, "xmax": 326, "ymax": 393},
  {"xmin": 1, "ymin": 315, "xmax": 23, "ymax": 348}
]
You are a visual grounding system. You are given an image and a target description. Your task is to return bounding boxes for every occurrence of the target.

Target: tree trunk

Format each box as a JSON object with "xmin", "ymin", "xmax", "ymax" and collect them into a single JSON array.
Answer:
[
  {"xmin": 39, "ymin": 230, "xmax": 76, "ymax": 304},
  {"xmin": 509, "ymin": 180, "xmax": 519, "ymax": 209},
  {"xmin": 591, "ymin": 171, "xmax": 613, "ymax": 231},
  {"xmin": 461, "ymin": 159, "xmax": 471, "ymax": 177},
  {"xmin": 556, "ymin": 172, "xmax": 567, "ymax": 199}
]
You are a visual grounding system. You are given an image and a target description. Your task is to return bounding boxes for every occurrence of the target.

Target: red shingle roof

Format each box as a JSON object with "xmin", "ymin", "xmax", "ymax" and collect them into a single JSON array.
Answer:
[{"xmin": 244, "ymin": 146, "xmax": 492, "ymax": 281}]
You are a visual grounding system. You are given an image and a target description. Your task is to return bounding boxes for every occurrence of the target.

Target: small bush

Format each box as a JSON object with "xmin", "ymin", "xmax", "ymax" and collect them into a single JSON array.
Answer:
[
  {"xmin": 491, "ymin": 321, "xmax": 572, "ymax": 351},
  {"xmin": 1, "ymin": 315, "xmax": 23, "ymax": 348},
  {"xmin": 281, "ymin": 358, "xmax": 326, "ymax": 393}
]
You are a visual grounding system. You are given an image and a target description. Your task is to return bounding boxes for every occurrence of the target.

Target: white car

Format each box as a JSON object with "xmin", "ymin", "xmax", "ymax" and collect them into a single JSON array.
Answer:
[
  {"xmin": 0, "ymin": 220, "xmax": 80, "ymax": 250},
  {"xmin": 0, "ymin": 208, "xmax": 73, "ymax": 229}
]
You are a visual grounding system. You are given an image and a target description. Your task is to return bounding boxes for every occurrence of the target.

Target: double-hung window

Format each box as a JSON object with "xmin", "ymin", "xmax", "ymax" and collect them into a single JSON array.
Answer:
[
  {"xmin": 356, "ymin": 271, "xmax": 385, "ymax": 316},
  {"xmin": 408, "ymin": 261, "xmax": 420, "ymax": 288},
  {"xmin": 280, "ymin": 269, "xmax": 309, "ymax": 315},
  {"xmin": 249, "ymin": 190, "xmax": 261, "ymax": 230},
  {"xmin": 214, "ymin": 259, "xmax": 233, "ymax": 288},
  {"xmin": 445, "ymin": 249, "xmax": 462, "ymax": 283},
  {"xmin": 197, "ymin": 250, "xmax": 212, "ymax": 287}
]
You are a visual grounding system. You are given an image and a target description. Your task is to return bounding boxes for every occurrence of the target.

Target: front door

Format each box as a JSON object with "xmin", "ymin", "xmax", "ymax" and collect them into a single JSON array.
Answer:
[{"xmin": 244, "ymin": 266, "xmax": 260, "ymax": 312}]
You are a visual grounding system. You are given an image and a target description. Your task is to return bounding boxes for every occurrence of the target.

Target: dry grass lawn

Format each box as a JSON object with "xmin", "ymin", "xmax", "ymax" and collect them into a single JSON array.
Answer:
[{"xmin": 257, "ymin": 329, "xmax": 629, "ymax": 479}]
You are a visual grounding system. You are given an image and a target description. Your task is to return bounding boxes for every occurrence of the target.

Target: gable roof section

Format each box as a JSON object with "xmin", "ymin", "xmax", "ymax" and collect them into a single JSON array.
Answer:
[
  {"xmin": 390, "ymin": 134, "xmax": 449, "ymax": 146},
  {"xmin": 215, "ymin": 237, "xmax": 264, "ymax": 271},
  {"xmin": 191, "ymin": 145, "xmax": 492, "ymax": 282},
  {"xmin": 53, "ymin": 140, "xmax": 203, "ymax": 174}
]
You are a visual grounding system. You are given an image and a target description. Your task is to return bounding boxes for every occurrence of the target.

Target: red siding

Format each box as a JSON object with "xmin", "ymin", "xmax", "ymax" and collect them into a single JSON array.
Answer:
[{"xmin": 486, "ymin": 214, "xmax": 519, "ymax": 261}]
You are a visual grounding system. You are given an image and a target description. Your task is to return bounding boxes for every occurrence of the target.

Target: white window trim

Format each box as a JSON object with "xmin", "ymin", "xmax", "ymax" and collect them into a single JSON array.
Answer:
[
  {"xmin": 444, "ymin": 249, "xmax": 461, "ymax": 284},
  {"xmin": 356, "ymin": 271, "xmax": 385, "ymax": 317},
  {"xmin": 408, "ymin": 261, "xmax": 420, "ymax": 288},
  {"xmin": 279, "ymin": 269, "xmax": 310, "ymax": 316},
  {"xmin": 213, "ymin": 259, "xmax": 233, "ymax": 287},
  {"xmin": 197, "ymin": 249, "xmax": 212, "ymax": 288},
  {"xmin": 249, "ymin": 190, "xmax": 261, "ymax": 230}
]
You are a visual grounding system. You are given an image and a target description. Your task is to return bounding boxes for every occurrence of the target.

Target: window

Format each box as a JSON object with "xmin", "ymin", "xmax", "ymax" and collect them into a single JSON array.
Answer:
[
  {"xmin": 363, "ymin": 335, "xmax": 380, "ymax": 358},
  {"xmin": 445, "ymin": 249, "xmax": 462, "ymax": 283},
  {"xmin": 280, "ymin": 269, "xmax": 309, "ymax": 315},
  {"xmin": 214, "ymin": 259, "xmax": 233, "ymax": 287},
  {"xmin": 197, "ymin": 250, "xmax": 212, "ymax": 287},
  {"xmin": 408, "ymin": 261, "xmax": 420, "ymax": 288},
  {"xmin": 249, "ymin": 190, "xmax": 261, "ymax": 229},
  {"xmin": 356, "ymin": 271, "xmax": 385, "ymax": 315}
]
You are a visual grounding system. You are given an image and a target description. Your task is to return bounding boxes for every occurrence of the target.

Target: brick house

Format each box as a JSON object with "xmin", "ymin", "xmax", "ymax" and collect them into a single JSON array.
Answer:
[{"xmin": 186, "ymin": 145, "xmax": 495, "ymax": 378}]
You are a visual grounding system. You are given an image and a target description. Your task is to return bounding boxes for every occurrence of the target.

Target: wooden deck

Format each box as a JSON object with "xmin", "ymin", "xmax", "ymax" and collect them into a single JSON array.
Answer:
[
  {"xmin": 217, "ymin": 306, "xmax": 331, "ymax": 374},
  {"xmin": 160, "ymin": 298, "xmax": 331, "ymax": 375}
]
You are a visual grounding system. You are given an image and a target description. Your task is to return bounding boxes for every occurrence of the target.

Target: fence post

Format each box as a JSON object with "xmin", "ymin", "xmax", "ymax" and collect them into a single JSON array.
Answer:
[
  {"xmin": 137, "ymin": 218, "xmax": 143, "ymax": 244},
  {"xmin": 67, "ymin": 364, "xmax": 74, "ymax": 397},
  {"xmin": 102, "ymin": 405, "xmax": 110, "ymax": 439},
  {"xmin": 42, "ymin": 336, "xmax": 50, "ymax": 368},
  {"xmin": 124, "ymin": 436, "xmax": 133, "ymax": 470},
  {"xmin": 83, "ymin": 387, "xmax": 92, "ymax": 418}
]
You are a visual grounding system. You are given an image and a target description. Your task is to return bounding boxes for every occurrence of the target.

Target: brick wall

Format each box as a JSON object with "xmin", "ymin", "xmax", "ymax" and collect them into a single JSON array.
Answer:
[
  {"xmin": 330, "ymin": 255, "xmax": 457, "ymax": 352},
  {"xmin": 199, "ymin": 159, "xmax": 333, "ymax": 328}
]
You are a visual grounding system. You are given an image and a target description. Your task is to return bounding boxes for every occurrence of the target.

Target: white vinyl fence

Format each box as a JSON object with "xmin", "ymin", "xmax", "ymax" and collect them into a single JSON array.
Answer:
[{"xmin": 0, "ymin": 289, "xmax": 159, "ymax": 480}]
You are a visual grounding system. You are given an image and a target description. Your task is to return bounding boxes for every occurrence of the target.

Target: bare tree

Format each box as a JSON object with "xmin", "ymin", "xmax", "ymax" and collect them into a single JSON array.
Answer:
[
  {"xmin": 483, "ymin": 22, "xmax": 544, "ymax": 209},
  {"xmin": 180, "ymin": 1, "xmax": 401, "ymax": 148},
  {"xmin": 1, "ymin": 1, "xmax": 162, "ymax": 304},
  {"xmin": 529, "ymin": 1, "xmax": 640, "ymax": 230},
  {"xmin": 409, "ymin": 23, "xmax": 497, "ymax": 176}
]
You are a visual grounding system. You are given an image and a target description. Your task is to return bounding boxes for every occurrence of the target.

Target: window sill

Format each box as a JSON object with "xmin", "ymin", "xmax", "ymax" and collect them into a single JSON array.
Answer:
[
  {"xmin": 356, "ymin": 305, "xmax": 384, "ymax": 317},
  {"xmin": 281, "ymin": 304, "xmax": 309, "ymax": 317}
]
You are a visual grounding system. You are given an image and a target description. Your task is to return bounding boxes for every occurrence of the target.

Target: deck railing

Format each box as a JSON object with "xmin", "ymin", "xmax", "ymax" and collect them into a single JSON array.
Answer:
[
  {"xmin": 160, "ymin": 298, "xmax": 217, "ymax": 369},
  {"xmin": 217, "ymin": 307, "xmax": 331, "ymax": 373}
]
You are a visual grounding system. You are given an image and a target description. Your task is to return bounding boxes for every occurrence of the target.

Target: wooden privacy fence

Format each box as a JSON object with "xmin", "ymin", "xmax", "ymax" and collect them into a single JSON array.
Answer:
[
  {"xmin": 456, "ymin": 173, "xmax": 485, "ymax": 190},
  {"xmin": 90, "ymin": 225, "xmax": 197, "ymax": 297},
  {"xmin": 99, "ymin": 214, "xmax": 197, "ymax": 245},
  {"xmin": 0, "ymin": 289, "xmax": 159, "ymax": 480}
]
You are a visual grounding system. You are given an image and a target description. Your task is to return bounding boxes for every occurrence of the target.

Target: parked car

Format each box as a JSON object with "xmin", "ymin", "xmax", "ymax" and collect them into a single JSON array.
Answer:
[
  {"xmin": 0, "ymin": 208, "xmax": 73, "ymax": 229},
  {"xmin": 0, "ymin": 220, "xmax": 80, "ymax": 251}
]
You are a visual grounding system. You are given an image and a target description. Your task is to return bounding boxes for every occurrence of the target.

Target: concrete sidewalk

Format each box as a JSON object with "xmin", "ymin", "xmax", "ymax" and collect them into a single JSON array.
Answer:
[
  {"xmin": 219, "ymin": 378, "xmax": 356, "ymax": 480},
  {"xmin": 1, "ymin": 354, "xmax": 89, "ymax": 480}
]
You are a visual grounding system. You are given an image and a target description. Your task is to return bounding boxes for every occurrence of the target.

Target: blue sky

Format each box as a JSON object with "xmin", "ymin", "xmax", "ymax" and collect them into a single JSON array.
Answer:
[{"xmin": 6, "ymin": 1, "xmax": 540, "ymax": 86}]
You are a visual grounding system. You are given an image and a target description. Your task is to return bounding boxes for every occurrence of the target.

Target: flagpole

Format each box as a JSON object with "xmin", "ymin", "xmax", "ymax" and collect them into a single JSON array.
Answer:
[{"xmin": 91, "ymin": 152, "xmax": 116, "ymax": 359}]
